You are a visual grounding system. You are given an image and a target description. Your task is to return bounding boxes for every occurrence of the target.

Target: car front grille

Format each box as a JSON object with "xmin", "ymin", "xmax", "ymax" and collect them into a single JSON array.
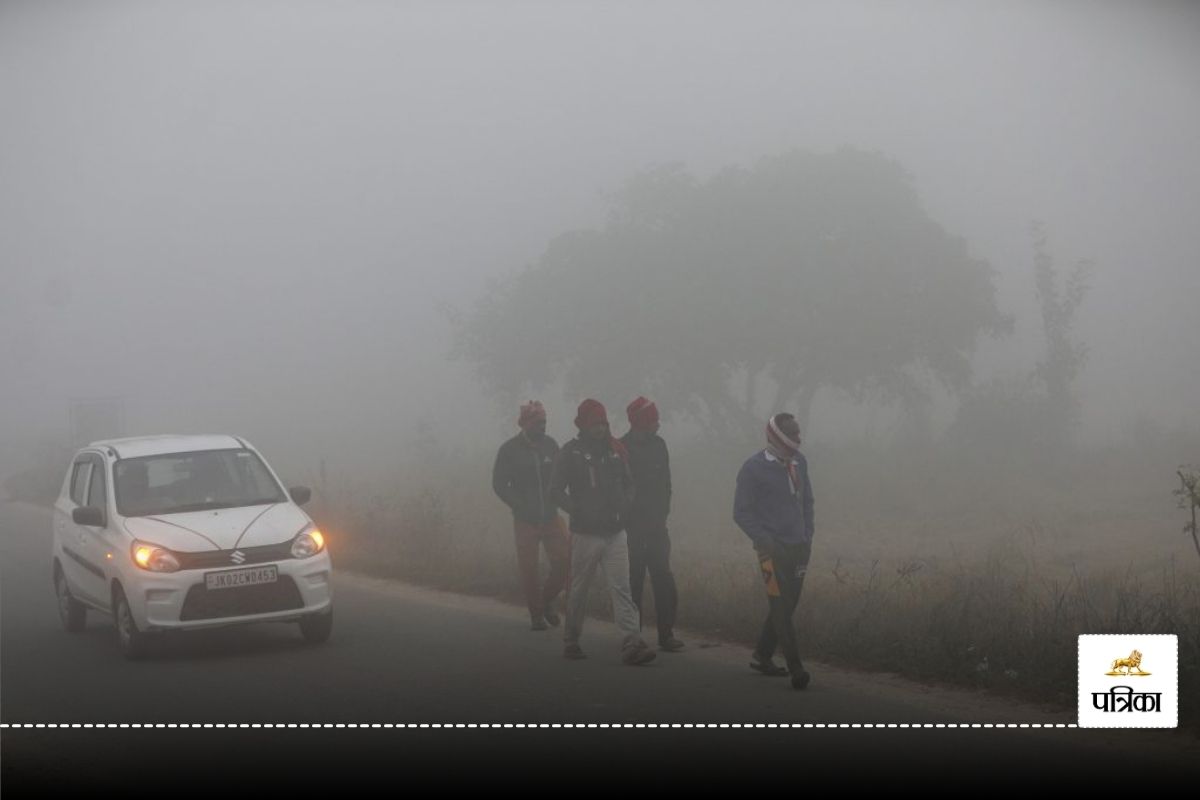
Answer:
[
  {"xmin": 175, "ymin": 542, "xmax": 294, "ymax": 570},
  {"xmin": 179, "ymin": 576, "xmax": 304, "ymax": 621}
]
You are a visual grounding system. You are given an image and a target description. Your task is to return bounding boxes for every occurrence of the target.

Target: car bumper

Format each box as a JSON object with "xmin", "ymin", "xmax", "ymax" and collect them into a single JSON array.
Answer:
[{"xmin": 130, "ymin": 553, "xmax": 333, "ymax": 631}]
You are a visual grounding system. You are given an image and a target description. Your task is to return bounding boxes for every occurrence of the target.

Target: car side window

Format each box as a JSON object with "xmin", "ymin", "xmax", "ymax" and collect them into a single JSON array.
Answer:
[
  {"xmin": 69, "ymin": 461, "xmax": 92, "ymax": 506},
  {"xmin": 87, "ymin": 458, "xmax": 108, "ymax": 509}
]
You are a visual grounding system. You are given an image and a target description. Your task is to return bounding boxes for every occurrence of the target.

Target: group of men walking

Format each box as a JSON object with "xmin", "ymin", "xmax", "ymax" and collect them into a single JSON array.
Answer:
[{"xmin": 492, "ymin": 397, "xmax": 815, "ymax": 689}]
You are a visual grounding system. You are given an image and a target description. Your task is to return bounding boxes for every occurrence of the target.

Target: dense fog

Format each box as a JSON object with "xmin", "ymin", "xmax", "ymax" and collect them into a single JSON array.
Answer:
[{"xmin": 3, "ymin": 0, "xmax": 1198, "ymax": 485}]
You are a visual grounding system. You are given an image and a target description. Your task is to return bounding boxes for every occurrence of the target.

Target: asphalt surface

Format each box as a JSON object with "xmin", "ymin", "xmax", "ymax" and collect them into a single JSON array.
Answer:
[{"xmin": 3, "ymin": 499, "xmax": 1197, "ymax": 786}]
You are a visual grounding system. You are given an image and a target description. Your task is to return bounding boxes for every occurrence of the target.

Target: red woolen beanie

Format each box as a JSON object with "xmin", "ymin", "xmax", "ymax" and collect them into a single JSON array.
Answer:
[
  {"xmin": 518, "ymin": 400, "xmax": 546, "ymax": 430},
  {"xmin": 574, "ymin": 398, "xmax": 609, "ymax": 430},
  {"xmin": 626, "ymin": 396, "xmax": 659, "ymax": 431}
]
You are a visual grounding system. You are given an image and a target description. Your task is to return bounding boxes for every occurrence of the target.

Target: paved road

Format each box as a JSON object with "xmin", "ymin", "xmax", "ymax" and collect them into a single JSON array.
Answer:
[{"xmin": 3, "ymin": 499, "xmax": 1197, "ymax": 784}]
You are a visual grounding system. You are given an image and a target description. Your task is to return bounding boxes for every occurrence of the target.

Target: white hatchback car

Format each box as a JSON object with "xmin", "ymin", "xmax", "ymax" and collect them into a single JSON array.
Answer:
[{"xmin": 51, "ymin": 434, "xmax": 333, "ymax": 659}]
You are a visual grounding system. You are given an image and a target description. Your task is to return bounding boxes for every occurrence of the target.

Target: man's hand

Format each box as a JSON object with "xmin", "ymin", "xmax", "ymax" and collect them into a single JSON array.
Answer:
[{"xmin": 754, "ymin": 538, "xmax": 778, "ymax": 559}]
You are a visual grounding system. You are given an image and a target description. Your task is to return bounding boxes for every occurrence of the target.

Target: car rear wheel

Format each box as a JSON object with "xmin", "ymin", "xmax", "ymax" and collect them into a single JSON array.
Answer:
[
  {"xmin": 54, "ymin": 567, "xmax": 87, "ymax": 633},
  {"xmin": 299, "ymin": 608, "xmax": 333, "ymax": 644},
  {"xmin": 113, "ymin": 586, "xmax": 150, "ymax": 660}
]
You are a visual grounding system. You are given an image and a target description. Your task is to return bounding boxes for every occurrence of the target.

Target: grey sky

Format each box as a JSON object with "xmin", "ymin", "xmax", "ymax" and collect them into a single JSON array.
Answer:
[{"xmin": 2, "ymin": 0, "xmax": 1198, "ymax": 467}]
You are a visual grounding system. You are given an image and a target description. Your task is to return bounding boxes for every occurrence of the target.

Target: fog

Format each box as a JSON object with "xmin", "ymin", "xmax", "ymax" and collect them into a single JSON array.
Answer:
[{"xmin": 3, "ymin": 0, "xmax": 1199, "ymax": 479}]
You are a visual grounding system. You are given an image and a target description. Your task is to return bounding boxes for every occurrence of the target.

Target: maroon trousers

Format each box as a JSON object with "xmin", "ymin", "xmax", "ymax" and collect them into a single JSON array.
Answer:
[{"xmin": 514, "ymin": 517, "xmax": 570, "ymax": 618}]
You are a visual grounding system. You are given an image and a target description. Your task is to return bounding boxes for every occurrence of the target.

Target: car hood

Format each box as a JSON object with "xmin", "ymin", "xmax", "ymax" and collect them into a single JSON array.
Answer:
[{"xmin": 122, "ymin": 503, "xmax": 310, "ymax": 552}]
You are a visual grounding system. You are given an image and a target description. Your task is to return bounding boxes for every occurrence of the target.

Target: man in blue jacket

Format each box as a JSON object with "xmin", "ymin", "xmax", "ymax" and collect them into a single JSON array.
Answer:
[{"xmin": 732, "ymin": 412, "xmax": 815, "ymax": 690}]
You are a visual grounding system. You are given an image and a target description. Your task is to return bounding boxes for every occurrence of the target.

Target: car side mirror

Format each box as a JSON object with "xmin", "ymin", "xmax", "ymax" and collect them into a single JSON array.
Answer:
[
  {"xmin": 73, "ymin": 506, "xmax": 106, "ymax": 527},
  {"xmin": 289, "ymin": 486, "xmax": 312, "ymax": 506}
]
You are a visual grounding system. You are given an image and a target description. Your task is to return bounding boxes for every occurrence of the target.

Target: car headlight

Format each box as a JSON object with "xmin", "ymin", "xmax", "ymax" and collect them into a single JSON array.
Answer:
[
  {"xmin": 291, "ymin": 527, "xmax": 326, "ymax": 558},
  {"xmin": 131, "ymin": 541, "xmax": 180, "ymax": 572}
]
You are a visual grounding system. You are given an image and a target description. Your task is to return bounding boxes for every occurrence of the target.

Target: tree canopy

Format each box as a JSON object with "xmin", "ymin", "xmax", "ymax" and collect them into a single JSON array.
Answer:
[{"xmin": 458, "ymin": 148, "xmax": 1009, "ymax": 440}]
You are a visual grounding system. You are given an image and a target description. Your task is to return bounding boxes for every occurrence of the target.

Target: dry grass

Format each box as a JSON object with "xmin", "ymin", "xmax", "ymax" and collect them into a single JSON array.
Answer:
[{"xmin": 304, "ymin": 437, "xmax": 1200, "ymax": 728}]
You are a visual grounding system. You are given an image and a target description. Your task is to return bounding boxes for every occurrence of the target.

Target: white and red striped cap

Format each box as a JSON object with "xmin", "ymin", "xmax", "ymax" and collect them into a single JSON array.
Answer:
[{"xmin": 766, "ymin": 414, "xmax": 801, "ymax": 456}]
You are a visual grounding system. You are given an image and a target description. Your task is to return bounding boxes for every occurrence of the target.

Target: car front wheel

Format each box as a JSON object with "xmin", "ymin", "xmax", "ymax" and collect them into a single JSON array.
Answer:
[
  {"xmin": 54, "ymin": 567, "xmax": 87, "ymax": 633},
  {"xmin": 298, "ymin": 608, "xmax": 333, "ymax": 644},
  {"xmin": 113, "ymin": 586, "xmax": 150, "ymax": 660}
]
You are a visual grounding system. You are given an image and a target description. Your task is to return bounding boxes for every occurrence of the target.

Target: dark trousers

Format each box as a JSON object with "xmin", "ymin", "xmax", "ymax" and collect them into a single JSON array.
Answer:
[
  {"xmin": 627, "ymin": 523, "xmax": 678, "ymax": 640},
  {"xmin": 754, "ymin": 540, "xmax": 812, "ymax": 669}
]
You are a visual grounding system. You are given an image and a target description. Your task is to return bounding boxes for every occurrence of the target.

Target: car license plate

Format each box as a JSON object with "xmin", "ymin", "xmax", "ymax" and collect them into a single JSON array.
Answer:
[{"xmin": 205, "ymin": 565, "xmax": 278, "ymax": 591}]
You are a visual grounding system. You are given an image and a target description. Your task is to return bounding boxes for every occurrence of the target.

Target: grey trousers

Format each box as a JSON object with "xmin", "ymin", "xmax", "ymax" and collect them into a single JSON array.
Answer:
[{"xmin": 563, "ymin": 530, "xmax": 645, "ymax": 650}]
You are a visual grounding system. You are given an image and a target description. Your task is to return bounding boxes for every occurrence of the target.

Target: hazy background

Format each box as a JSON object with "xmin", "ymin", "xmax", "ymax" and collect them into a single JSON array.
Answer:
[{"xmin": 2, "ymin": 0, "xmax": 1198, "ymax": 479}]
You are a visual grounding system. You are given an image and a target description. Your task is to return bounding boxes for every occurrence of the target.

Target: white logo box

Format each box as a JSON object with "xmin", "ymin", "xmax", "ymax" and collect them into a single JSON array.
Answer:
[{"xmin": 1078, "ymin": 634, "xmax": 1178, "ymax": 728}]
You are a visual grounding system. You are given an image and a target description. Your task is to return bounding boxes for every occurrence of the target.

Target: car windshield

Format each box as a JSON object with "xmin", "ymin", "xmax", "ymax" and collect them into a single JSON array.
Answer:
[{"xmin": 114, "ymin": 449, "xmax": 287, "ymax": 517}]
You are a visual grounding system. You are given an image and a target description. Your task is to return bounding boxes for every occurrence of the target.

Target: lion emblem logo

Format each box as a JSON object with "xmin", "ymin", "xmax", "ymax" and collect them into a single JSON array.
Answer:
[{"xmin": 1106, "ymin": 650, "xmax": 1151, "ymax": 676}]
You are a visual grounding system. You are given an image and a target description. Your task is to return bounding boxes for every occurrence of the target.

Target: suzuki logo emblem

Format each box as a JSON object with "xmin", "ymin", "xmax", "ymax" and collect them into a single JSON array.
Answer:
[{"xmin": 230, "ymin": 550, "xmax": 246, "ymax": 565}]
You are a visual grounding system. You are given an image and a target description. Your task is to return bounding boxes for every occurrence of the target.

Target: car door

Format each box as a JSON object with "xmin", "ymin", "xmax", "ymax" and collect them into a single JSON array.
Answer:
[
  {"xmin": 74, "ymin": 454, "xmax": 115, "ymax": 608},
  {"xmin": 57, "ymin": 457, "xmax": 95, "ymax": 602}
]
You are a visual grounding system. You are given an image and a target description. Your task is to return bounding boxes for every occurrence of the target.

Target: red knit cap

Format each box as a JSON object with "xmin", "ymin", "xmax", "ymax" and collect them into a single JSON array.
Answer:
[
  {"xmin": 626, "ymin": 396, "xmax": 659, "ymax": 431},
  {"xmin": 574, "ymin": 398, "xmax": 609, "ymax": 430},
  {"xmin": 518, "ymin": 400, "xmax": 546, "ymax": 430}
]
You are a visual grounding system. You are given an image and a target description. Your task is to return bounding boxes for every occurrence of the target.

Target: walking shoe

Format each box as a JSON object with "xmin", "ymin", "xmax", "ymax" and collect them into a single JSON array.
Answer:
[
  {"xmin": 790, "ymin": 665, "xmax": 811, "ymax": 691},
  {"xmin": 622, "ymin": 641, "xmax": 657, "ymax": 666},
  {"xmin": 542, "ymin": 608, "xmax": 561, "ymax": 627},
  {"xmin": 530, "ymin": 615, "xmax": 548, "ymax": 631},
  {"xmin": 750, "ymin": 653, "xmax": 789, "ymax": 677},
  {"xmin": 563, "ymin": 643, "xmax": 586, "ymax": 660},
  {"xmin": 658, "ymin": 635, "xmax": 685, "ymax": 652}
]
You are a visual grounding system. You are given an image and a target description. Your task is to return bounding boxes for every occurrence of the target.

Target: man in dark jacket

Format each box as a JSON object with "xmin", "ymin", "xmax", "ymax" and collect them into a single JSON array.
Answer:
[
  {"xmin": 493, "ymin": 400, "xmax": 569, "ymax": 631},
  {"xmin": 733, "ymin": 412, "xmax": 815, "ymax": 690},
  {"xmin": 551, "ymin": 398, "xmax": 655, "ymax": 665},
  {"xmin": 621, "ymin": 396, "xmax": 683, "ymax": 652}
]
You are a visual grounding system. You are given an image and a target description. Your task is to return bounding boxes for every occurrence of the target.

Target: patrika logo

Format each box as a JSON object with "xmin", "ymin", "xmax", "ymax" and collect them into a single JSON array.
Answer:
[
  {"xmin": 1105, "ymin": 649, "xmax": 1150, "ymax": 676},
  {"xmin": 1078, "ymin": 635, "xmax": 1177, "ymax": 728}
]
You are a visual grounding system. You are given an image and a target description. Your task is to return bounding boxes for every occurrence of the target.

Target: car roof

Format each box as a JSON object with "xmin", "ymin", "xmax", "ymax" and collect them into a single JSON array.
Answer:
[{"xmin": 85, "ymin": 434, "xmax": 248, "ymax": 459}]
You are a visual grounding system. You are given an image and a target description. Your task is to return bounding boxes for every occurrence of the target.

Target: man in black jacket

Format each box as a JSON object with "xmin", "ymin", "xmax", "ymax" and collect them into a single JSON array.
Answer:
[
  {"xmin": 492, "ymin": 400, "xmax": 569, "ymax": 631},
  {"xmin": 621, "ymin": 396, "xmax": 683, "ymax": 652},
  {"xmin": 551, "ymin": 398, "xmax": 655, "ymax": 665}
]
